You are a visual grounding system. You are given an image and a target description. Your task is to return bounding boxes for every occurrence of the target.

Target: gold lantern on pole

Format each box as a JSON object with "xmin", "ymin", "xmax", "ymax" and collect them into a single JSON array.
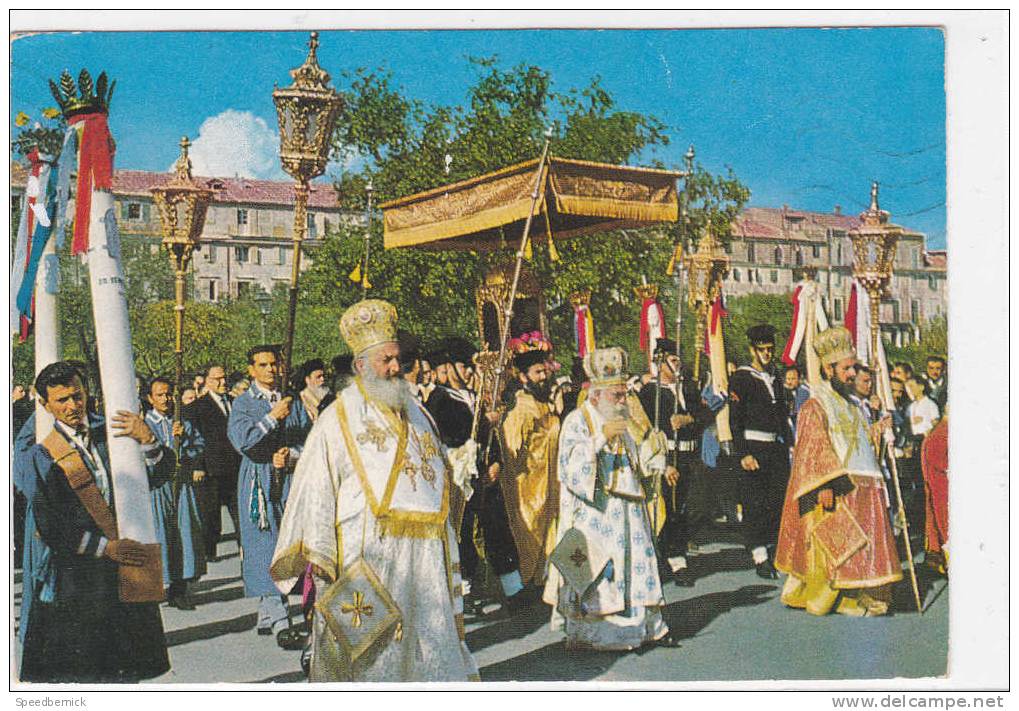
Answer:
[
  {"xmin": 848, "ymin": 181, "xmax": 923, "ymax": 614},
  {"xmin": 273, "ymin": 31, "xmax": 342, "ymax": 378},
  {"xmin": 685, "ymin": 229, "xmax": 729, "ymax": 381},
  {"xmin": 150, "ymin": 136, "xmax": 214, "ymax": 434}
]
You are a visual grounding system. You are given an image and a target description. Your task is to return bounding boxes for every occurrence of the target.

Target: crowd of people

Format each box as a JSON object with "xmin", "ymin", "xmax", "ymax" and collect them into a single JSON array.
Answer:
[{"xmin": 12, "ymin": 297, "xmax": 949, "ymax": 683}]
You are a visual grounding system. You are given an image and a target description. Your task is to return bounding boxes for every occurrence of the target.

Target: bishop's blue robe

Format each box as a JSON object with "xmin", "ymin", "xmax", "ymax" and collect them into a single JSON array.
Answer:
[
  {"xmin": 227, "ymin": 384, "xmax": 310, "ymax": 597},
  {"xmin": 145, "ymin": 409, "xmax": 207, "ymax": 586}
]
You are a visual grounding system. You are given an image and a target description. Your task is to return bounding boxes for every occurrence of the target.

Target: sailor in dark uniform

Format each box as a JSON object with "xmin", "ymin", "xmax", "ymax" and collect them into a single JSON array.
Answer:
[
  {"xmin": 728, "ymin": 324, "xmax": 792, "ymax": 579},
  {"xmin": 424, "ymin": 338, "xmax": 523, "ymax": 610},
  {"xmin": 638, "ymin": 339, "xmax": 715, "ymax": 586}
]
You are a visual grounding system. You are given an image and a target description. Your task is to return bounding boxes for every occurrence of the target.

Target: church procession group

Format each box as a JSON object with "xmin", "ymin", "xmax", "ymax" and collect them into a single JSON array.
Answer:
[
  {"xmin": 14, "ymin": 296, "xmax": 950, "ymax": 683},
  {"xmin": 10, "ymin": 57, "xmax": 949, "ymax": 687}
]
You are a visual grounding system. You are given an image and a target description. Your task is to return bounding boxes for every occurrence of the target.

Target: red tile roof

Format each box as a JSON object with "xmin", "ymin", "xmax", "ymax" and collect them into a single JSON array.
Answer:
[
  {"xmin": 925, "ymin": 250, "xmax": 947, "ymax": 270},
  {"xmin": 11, "ymin": 162, "xmax": 341, "ymax": 210},
  {"xmin": 115, "ymin": 170, "xmax": 341, "ymax": 209},
  {"xmin": 732, "ymin": 206, "xmax": 863, "ymax": 242}
]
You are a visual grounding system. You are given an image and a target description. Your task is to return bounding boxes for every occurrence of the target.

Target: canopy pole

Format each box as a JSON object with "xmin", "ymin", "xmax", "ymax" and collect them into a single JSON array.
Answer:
[{"xmin": 491, "ymin": 136, "xmax": 552, "ymax": 408}]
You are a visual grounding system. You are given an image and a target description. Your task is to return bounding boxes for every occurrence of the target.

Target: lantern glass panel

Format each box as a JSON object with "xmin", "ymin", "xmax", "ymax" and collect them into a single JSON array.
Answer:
[
  {"xmin": 867, "ymin": 242, "xmax": 878, "ymax": 267},
  {"xmin": 305, "ymin": 110, "xmax": 319, "ymax": 148},
  {"xmin": 175, "ymin": 200, "xmax": 189, "ymax": 231},
  {"xmin": 283, "ymin": 103, "xmax": 295, "ymax": 143}
]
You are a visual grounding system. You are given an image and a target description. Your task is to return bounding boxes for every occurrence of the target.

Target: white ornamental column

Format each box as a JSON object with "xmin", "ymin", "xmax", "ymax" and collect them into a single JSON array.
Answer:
[{"xmin": 84, "ymin": 188, "xmax": 156, "ymax": 546}]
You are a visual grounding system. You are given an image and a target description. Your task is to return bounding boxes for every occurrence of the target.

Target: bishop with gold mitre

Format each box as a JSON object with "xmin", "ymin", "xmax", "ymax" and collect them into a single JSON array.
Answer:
[
  {"xmin": 775, "ymin": 326, "xmax": 902, "ymax": 617},
  {"xmin": 270, "ymin": 299, "xmax": 478, "ymax": 681}
]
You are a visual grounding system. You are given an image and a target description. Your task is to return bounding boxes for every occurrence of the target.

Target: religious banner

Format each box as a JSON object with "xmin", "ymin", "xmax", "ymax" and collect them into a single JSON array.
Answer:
[
  {"xmin": 52, "ymin": 70, "xmax": 161, "ymax": 599},
  {"xmin": 570, "ymin": 290, "xmax": 596, "ymax": 358}
]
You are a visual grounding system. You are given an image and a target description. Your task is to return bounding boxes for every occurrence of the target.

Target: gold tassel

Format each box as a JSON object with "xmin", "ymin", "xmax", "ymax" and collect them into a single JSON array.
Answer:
[
  {"xmin": 362, "ymin": 274, "xmax": 372, "ymax": 290},
  {"xmin": 543, "ymin": 203, "xmax": 560, "ymax": 262},
  {"xmin": 523, "ymin": 236, "xmax": 533, "ymax": 261},
  {"xmin": 665, "ymin": 243, "xmax": 682, "ymax": 276},
  {"xmin": 348, "ymin": 262, "xmax": 362, "ymax": 284}
]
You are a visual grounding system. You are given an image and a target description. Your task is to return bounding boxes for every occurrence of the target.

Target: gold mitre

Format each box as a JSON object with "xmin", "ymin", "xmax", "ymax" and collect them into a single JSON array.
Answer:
[
  {"xmin": 813, "ymin": 326, "xmax": 856, "ymax": 365},
  {"xmin": 340, "ymin": 299, "xmax": 398, "ymax": 355},
  {"xmin": 583, "ymin": 347, "xmax": 629, "ymax": 387}
]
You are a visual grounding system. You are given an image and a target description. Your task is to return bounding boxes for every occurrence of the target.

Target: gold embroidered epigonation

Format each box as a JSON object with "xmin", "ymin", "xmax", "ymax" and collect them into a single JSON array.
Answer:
[
  {"xmin": 408, "ymin": 429, "xmax": 438, "ymax": 488},
  {"xmin": 357, "ymin": 418, "xmax": 391, "ymax": 452}
]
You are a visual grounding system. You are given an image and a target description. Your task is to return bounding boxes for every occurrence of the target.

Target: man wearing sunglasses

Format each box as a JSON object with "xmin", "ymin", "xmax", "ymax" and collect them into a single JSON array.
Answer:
[{"xmin": 728, "ymin": 324, "xmax": 793, "ymax": 579}]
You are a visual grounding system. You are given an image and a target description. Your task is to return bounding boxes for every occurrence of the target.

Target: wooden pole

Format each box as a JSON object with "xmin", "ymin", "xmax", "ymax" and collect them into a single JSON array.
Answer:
[
  {"xmin": 869, "ymin": 293, "xmax": 923, "ymax": 615},
  {"xmin": 490, "ymin": 137, "xmax": 552, "ymax": 407},
  {"xmin": 283, "ymin": 179, "xmax": 309, "ymax": 382}
]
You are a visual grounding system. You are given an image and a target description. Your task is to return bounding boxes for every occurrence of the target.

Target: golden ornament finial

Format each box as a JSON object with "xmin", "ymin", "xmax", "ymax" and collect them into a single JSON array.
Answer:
[
  {"xmin": 289, "ymin": 30, "xmax": 332, "ymax": 90},
  {"xmin": 173, "ymin": 136, "xmax": 194, "ymax": 182},
  {"xmin": 870, "ymin": 181, "xmax": 880, "ymax": 212}
]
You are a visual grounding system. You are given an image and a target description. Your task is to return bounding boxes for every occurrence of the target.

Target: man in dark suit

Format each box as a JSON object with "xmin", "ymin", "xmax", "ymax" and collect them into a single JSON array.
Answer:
[
  {"xmin": 184, "ymin": 364, "xmax": 241, "ymax": 561},
  {"xmin": 20, "ymin": 361, "xmax": 170, "ymax": 682}
]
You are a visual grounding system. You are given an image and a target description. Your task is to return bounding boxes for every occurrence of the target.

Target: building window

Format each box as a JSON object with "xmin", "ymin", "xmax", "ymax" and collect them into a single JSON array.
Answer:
[
  {"xmin": 732, "ymin": 268, "xmax": 741, "ymax": 282},
  {"xmin": 812, "ymin": 244, "xmax": 821, "ymax": 259},
  {"xmin": 774, "ymin": 247, "xmax": 783, "ymax": 266},
  {"xmin": 770, "ymin": 270, "xmax": 778, "ymax": 283},
  {"xmin": 911, "ymin": 300, "xmax": 920, "ymax": 324},
  {"xmin": 724, "ymin": 242, "xmax": 733, "ymax": 255},
  {"xmin": 929, "ymin": 276, "xmax": 936, "ymax": 290},
  {"xmin": 237, "ymin": 209, "xmax": 249, "ymax": 226},
  {"xmin": 795, "ymin": 249, "xmax": 803, "ymax": 266},
  {"xmin": 834, "ymin": 298, "xmax": 843, "ymax": 321},
  {"xmin": 204, "ymin": 245, "xmax": 216, "ymax": 263},
  {"xmin": 307, "ymin": 213, "xmax": 317, "ymax": 239},
  {"xmin": 891, "ymin": 301, "xmax": 900, "ymax": 322},
  {"xmin": 127, "ymin": 202, "xmax": 142, "ymax": 220},
  {"xmin": 236, "ymin": 281, "xmax": 252, "ymax": 299},
  {"xmin": 278, "ymin": 246, "xmax": 287, "ymax": 265},
  {"xmin": 837, "ymin": 243, "xmax": 843, "ymax": 265},
  {"xmin": 234, "ymin": 246, "xmax": 250, "ymax": 263},
  {"xmin": 254, "ymin": 247, "xmax": 262, "ymax": 266},
  {"xmin": 208, "ymin": 280, "xmax": 218, "ymax": 302},
  {"xmin": 912, "ymin": 249, "xmax": 920, "ymax": 269},
  {"xmin": 747, "ymin": 243, "xmax": 756, "ymax": 264}
]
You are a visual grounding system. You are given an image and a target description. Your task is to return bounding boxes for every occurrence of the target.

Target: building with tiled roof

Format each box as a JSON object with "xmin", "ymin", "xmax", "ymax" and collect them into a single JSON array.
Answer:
[
  {"xmin": 724, "ymin": 204, "xmax": 947, "ymax": 346},
  {"xmin": 11, "ymin": 164, "xmax": 946, "ymax": 343},
  {"xmin": 12, "ymin": 163, "xmax": 357, "ymax": 301}
]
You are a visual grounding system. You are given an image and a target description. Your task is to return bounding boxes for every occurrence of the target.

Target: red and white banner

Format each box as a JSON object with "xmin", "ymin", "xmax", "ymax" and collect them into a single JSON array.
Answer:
[{"xmin": 782, "ymin": 280, "xmax": 829, "ymax": 367}]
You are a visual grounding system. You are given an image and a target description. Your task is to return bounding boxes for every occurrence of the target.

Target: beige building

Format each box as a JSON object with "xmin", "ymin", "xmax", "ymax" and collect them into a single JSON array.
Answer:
[
  {"xmin": 11, "ymin": 162, "xmax": 357, "ymax": 302},
  {"xmin": 726, "ymin": 206, "xmax": 947, "ymax": 346},
  {"xmin": 12, "ymin": 165, "xmax": 946, "ymax": 344}
]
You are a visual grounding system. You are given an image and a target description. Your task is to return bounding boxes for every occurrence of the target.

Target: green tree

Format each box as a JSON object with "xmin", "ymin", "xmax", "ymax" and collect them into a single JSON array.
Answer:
[{"xmin": 305, "ymin": 56, "xmax": 749, "ymax": 374}]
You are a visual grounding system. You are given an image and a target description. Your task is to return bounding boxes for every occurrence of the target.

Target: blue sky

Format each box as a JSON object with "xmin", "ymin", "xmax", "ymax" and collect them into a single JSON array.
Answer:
[{"xmin": 11, "ymin": 27, "xmax": 946, "ymax": 248}]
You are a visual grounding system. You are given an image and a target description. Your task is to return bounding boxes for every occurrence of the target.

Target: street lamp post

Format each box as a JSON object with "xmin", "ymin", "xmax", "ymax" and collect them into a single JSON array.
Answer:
[
  {"xmin": 150, "ymin": 136, "xmax": 214, "ymax": 439},
  {"xmin": 272, "ymin": 31, "xmax": 342, "ymax": 380},
  {"xmin": 848, "ymin": 181, "xmax": 923, "ymax": 614},
  {"xmin": 255, "ymin": 290, "xmax": 273, "ymax": 343}
]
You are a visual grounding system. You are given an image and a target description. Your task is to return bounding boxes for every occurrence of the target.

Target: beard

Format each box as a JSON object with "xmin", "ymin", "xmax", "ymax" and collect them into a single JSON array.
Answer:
[
  {"xmin": 362, "ymin": 369, "xmax": 414, "ymax": 413},
  {"xmin": 830, "ymin": 375, "xmax": 856, "ymax": 403},
  {"xmin": 306, "ymin": 383, "xmax": 330, "ymax": 402},
  {"xmin": 594, "ymin": 396, "xmax": 629, "ymax": 422},
  {"xmin": 525, "ymin": 378, "xmax": 552, "ymax": 403}
]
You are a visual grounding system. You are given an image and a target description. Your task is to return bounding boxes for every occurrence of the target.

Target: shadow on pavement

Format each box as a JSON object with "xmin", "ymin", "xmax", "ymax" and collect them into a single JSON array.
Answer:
[
  {"xmin": 686, "ymin": 546, "xmax": 754, "ymax": 583},
  {"xmin": 465, "ymin": 601, "xmax": 551, "ymax": 654},
  {"xmin": 893, "ymin": 562, "xmax": 947, "ymax": 614},
  {"xmin": 479, "ymin": 584, "xmax": 777, "ymax": 681},
  {"xmin": 165, "ymin": 612, "xmax": 260, "ymax": 647},
  {"xmin": 256, "ymin": 670, "xmax": 306, "ymax": 683}
]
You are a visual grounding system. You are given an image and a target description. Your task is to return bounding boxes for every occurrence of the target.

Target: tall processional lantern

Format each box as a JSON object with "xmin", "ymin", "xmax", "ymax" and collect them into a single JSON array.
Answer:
[
  {"xmin": 273, "ymin": 31, "xmax": 342, "ymax": 377},
  {"xmin": 849, "ymin": 181, "xmax": 904, "ymax": 367},
  {"xmin": 684, "ymin": 229, "xmax": 729, "ymax": 381},
  {"xmin": 848, "ymin": 181, "xmax": 923, "ymax": 614},
  {"xmin": 151, "ymin": 136, "xmax": 214, "ymax": 433}
]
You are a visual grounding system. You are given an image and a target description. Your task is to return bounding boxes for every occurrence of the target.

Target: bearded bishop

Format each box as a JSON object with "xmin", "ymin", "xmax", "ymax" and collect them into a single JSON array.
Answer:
[
  {"xmin": 270, "ymin": 299, "xmax": 478, "ymax": 682},
  {"xmin": 775, "ymin": 326, "xmax": 902, "ymax": 616},
  {"xmin": 544, "ymin": 347, "xmax": 681, "ymax": 650}
]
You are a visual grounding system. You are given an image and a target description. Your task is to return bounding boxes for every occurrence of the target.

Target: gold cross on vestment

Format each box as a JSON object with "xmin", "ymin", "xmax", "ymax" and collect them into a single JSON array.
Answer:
[
  {"xmin": 403, "ymin": 462, "xmax": 419, "ymax": 491},
  {"xmin": 419, "ymin": 431, "xmax": 439, "ymax": 460},
  {"xmin": 357, "ymin": 419, "xmax": 390, "ymax": 452},
  {"xmin": 340, "ymin": 591, "xmax": 374, "ymax": 628}
]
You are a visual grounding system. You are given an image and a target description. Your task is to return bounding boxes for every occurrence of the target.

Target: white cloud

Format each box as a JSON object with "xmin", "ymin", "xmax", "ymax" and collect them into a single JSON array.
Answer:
[
  {"xmin": 182, "ymin": 109, "xmax": 286, "ymax": 180},
  {"xmin": 181, "ymin": 108, "xmax": 360, "ymax": 183}
]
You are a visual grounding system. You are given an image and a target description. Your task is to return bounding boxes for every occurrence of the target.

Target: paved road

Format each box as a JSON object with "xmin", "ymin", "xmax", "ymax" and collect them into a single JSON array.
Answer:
[{"xmin": 13, "ymin": 520, "xmax": 948, "ymax": 684}]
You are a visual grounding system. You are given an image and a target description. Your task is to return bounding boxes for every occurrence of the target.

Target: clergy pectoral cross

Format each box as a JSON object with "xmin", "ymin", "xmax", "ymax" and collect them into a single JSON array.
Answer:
[
  {"xmin": 340, "ymin": 591, "xmax": 374, "ymax": 628},
  {"xmin": 570, "ymin": 548, "xmax": 588, "ymax": 568},
  {"xmin": 357, "ymin": 419, "xmax": 390, "ymax": 452}
]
